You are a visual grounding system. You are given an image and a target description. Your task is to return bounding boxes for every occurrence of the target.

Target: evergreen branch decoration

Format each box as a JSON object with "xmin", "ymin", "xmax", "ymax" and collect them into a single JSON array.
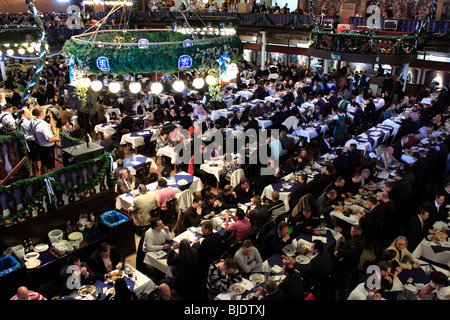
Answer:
[{"xmin": 61, "ymin": 30, "xmax": 243, "ymax": 75}]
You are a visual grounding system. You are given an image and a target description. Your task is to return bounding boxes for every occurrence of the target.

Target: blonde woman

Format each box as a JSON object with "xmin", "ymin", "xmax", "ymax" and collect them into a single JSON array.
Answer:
[{"xmin": 385, "ymin": 236, "xmax": 420, "ymax": 270}]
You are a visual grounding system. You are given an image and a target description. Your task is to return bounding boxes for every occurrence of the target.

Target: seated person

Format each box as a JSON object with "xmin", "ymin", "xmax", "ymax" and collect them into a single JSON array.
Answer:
[
  {"xmin": 201, "ymin": 192, "xmax": 222, "ymax": 217},
  {"xmin": 142, "ymin": 218, "xmax": 173, "ymax": 252},
  {"xmin": 224, "ymin": 208, "xmax": 252, "ymax": 244},
  {"xmin": 233, "ymin": 239, "xmax": 263, "ymax": 276},
  {"xmin": 267, "ymin": 191, "xmax": 286, "ymax": 219},
  {"xmin": 252, "ymin": 279, "xmax": 285, "ymax": 300},
  {"xmin": 129, "ymin": 184, "xmax": 159, "ymax": 230},
  {"xmin": 183, "ymin": 196, "xmax": 204, "ymax": 230},
  {"xmin": 206, "ymin": 258, "xmax": 243, "ymax": 300},
  {"xmin": 116, "ymin": 169, "xmax": 135, "ymax": 195},
  {"xmin": 247, "ymin": 196, "xmax": 270, "ymax": 233},
  {"xmin": 233, "ymin": 178, "xmax": 254, "ymax": 204},
  {"xmin": 278, "ymin": 262, "xmax": 305, "ymax": 300},
  {"xmin": 89, "ymin": 242, "xmax": 125, "ymax": 280},
  {"xmin": 59, "ymin": 256, "xmax": 96, "ymax": 296},
  {"xmin": 385, "ymin": 236, "xmax": 421, "ymax": 270},
  {"xmin": 259, "ymin": 222, "xmax": 292, "ymax": 261},
  {"xmin": 288, "ymin": 205, "xmax": 321, "ymax": 238},
  {"xmin": 215, "ymin": 184, "xmax": 240, "ymax": 209}
]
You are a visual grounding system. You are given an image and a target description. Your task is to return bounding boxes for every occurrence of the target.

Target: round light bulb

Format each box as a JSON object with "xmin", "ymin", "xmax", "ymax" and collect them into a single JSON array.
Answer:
[
  {"xmin": 6, "ymin": 49, "xmax": 13, "ymax": 55},
  {"xmin": 205, "ymin": 75, "xmax": 217, "ymax": 86},
  {"xmin": 108, "ymin": 81, "xmax": 121, "ymax": 93},
  {"xmin": 193, "ymin": 77, "xmax": 205, "ymax": 89},
  {"xmin": 90, "ymin": 80, "xmax": 103, "ymax": 91},
  {"xmin": 151, "ymin": 82, "xmax": 163, "ymax": 94},
  {"xmin": 129, "ymin": 82, "xmax": 141, "ymax": 94},
  {"xmin": 172, "ymin": 80, "xmax": 185, "ymax": 92},
  {"xmin": 27, "ymin": 46, "xmax": 34, "ymax": 53},
  {"xmin": 18, "ymin": 48, "xmax": 25, "ymax": 55},
  {"xmin": 80, "ymin": 77, "xmax": 91, "ymax": 88},
  {"xmin": 221, "ymin": 72, "xmax": 231, "ymax": 83}
]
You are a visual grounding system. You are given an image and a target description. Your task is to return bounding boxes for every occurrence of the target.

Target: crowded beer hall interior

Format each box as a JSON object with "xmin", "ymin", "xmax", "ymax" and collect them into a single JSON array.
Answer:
[{"xmin": 0, "ymin": 0, "xmax": 449, "ymax": 305}]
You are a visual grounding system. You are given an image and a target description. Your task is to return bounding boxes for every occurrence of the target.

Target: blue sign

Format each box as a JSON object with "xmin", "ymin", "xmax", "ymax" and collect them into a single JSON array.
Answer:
[
  {"xmin": 138, "ymin": 38, "xmax": 150, "ymax": 49},
  {"xmin": 96, "ymin": 56, "xmax": 110, "ymax": 72},
  {"xmin": 178, "ymin": 55, "xmax": 192, "ymax": 70},
  {"xmin": 183, "ymin": 39, "xmax": 193, "ymax": 48}
]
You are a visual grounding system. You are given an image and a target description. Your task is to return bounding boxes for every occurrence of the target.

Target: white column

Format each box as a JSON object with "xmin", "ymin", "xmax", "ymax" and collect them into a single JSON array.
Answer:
[
  {"xmin": 0, "ymin": 56, "xmax": 6, "ymax": 82},
  {"xmin": 260, "ymin": 31, "xmax": 267, "ymax": 71},
  {"xmin": 402, "ymin": 63, "xmax": 409, "ymax": 91},
  {"xmin": 324, "ymin": 59, "xmax": 329, "ymax": 74}
]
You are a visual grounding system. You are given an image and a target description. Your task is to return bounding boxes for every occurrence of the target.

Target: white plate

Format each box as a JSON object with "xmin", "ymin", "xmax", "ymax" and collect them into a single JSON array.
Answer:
[
  {"xmin": 229, "ymin": 284, "xmax": 246, "ymax": 294},
  {"xmin": 25, "ymin": 258, "xmax": 41, "ymax": 269},
  {"xmin": 34, "ymin": 243, "xmax": 49, "ymax": 253},
  {"xmin": 295, "ymin": 255, "xmax": 311, "ymax": 265},
  {"xmin": 249, "ymin": 273, "xmax": 265, "ymax": 284},
  {"xmin": 177, "ymin": 179, "xmax": 188, "ymax": 186},
  {"xmin": 427, "ymin": 234, "xmax": 443, "ymax": 242},
  {"xmin": 24, "ymin": 252, "xmax": 40, "ymax": 261}
]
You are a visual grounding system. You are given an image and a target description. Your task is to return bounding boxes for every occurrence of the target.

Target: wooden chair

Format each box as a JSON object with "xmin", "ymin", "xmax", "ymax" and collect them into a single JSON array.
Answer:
[
  {"xmin": 164, "ymin": 197, "xmax": 178, "ymax": 226},
  {"xmin": 172, "ymin": 210, "xmax": 185, "ymax": 236},
  {"xmin": 291, "ymin": 193, "xmax": 313, "ymax": 218}
]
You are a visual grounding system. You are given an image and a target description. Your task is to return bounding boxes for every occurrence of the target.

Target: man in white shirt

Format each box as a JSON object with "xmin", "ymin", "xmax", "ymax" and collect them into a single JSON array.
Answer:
[
  {"xmin": 143, "ymin": 218, "xmax": 173, "ymax": 252},
  {"xmin": 347, "ymin": 282, "xmax": 382, "ymax": 300},
  {"xmin": 20, "ymin": 108, "xmax": 40, "ymax": 177},
  {"xmin": 30, "ymin": 106, "xmax": 60, "ymax": 174}
]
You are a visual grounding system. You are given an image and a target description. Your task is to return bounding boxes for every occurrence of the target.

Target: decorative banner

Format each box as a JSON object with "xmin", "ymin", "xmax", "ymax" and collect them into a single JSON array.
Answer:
[
  {"xmin": 178, "ymin": 55, "xmax": 192, "ymax": 70},
  {"xmin": 96, "ymin": 56, "xmax": 110, "ymax": 72},
  {"xmin": 138, "ymin": 38, "xmax": 150, "ymax": 49}
]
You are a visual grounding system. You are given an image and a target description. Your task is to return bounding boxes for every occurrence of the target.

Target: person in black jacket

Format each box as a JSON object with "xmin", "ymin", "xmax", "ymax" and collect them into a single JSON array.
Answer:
[
  {"xmin": 89, "ymin": 242, "xmax": 125, "ymax": 280},
  {"xmin": 192, "ymin": 220, "xmax": 224, "ymax": 267},
  {"xmin": 278, "ymin": 263, "xmax": 304, "ymax": 300},
  {"xmin": 116, "ymin": 109, "xmax": 134, "ymax": 132},
  {"xmin": 259, "ymin": 222, "xmax": 292, "ymax": 261},
  {"xmin": 162, "ymin": 239, "xmax": 200, "ymax": 299},
  {"xmin": 233, "ymin": 178, "xmax": 254, "ymax": 204},
  {"xmin": 288, "ymin": 205, "xmax": 321, "ymax": 238},
  {"xmin": 253, "ymin": 279, "xmax": 285, "ymax": 300},
  {"xmin": 406, "ymin": 208, "xmax": 436, "ymax": 252},
  {"xmin": 59, "ymin": 256, "xmax": 96, "ymax": 296},
  {"xmin": 291, "ymin": 240, "xmax": 333, "ymax": 291}
]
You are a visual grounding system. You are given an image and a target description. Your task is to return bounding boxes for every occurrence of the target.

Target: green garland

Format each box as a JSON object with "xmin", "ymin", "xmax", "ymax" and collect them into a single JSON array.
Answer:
[
  {"xmin": 61, "ymin": 31, "xmax": 243, "ymax": 75},
  {"xmin": 311, "ymin": 30, "xmax": 417, "ymax": 55},
  {"xmin": 0, "ymin": 27, "xmax": 40, "ymax": 46},
  {"xmin": 0, "ymin": 151, "xmax": 112, "ymax": 228},
  {"xmin": 0, "ymin": 131, "xmax": 31, "ymax": 179}
]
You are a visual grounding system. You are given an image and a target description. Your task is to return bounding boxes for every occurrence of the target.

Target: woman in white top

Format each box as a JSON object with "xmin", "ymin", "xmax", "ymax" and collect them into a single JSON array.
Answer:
[{"xmin": 418, "ymin": 271, "xmax": 450, "ymax": 300}]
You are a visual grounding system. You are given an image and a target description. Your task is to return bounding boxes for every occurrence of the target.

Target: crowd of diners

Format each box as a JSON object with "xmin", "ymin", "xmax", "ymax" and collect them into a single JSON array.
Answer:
[{"xmin": 1, "ymin": 29, "xmax": 449, "ymax": 301}]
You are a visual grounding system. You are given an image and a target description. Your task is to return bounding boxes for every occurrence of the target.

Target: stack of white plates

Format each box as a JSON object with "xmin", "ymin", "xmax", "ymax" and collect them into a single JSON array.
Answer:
[{"xmin": 68, "ymin": 232, "xmax": 83, "ymax": 242}]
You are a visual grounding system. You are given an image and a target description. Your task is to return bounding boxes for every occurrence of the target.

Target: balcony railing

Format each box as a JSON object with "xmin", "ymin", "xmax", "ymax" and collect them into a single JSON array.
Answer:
[{"xmin": 310, "ymin": 30, "xmax": 417, "ymax": 55}]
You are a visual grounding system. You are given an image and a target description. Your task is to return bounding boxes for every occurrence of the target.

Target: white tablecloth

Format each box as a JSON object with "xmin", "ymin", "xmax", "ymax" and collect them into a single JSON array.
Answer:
[
  {"xmin": 120, "ymin": 129, "xmax": 160, "ymax": 149},
  {"xmin": 114, "ymin": 154, "xmax": 157, "ymax": 176},
  {"xmin": 292, "ymin": 127, "xmax": 319, "ymax": 143},
  {"xmin": 236, "ymin": 89, "xmax": 254, "ymax": 100},
  {"xmin": 412, "ymin": 221, "xmax": 450, "ymax": 267},
  {"xmin": 116, "ymin": 172, "xmax": 202, "ymax": 212}
]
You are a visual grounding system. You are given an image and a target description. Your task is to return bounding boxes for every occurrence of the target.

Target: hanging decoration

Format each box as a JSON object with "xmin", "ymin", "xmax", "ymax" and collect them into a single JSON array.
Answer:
[{"xmin": 62, "ymin": 29, "xmax": 242, "ymax": 75}]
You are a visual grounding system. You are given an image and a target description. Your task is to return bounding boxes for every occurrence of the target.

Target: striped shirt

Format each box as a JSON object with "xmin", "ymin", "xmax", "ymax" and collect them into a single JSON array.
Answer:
[
  {"xmin": 206, "ymin": 260, "xmax": 242, "ymax": 297},
  {"xmin": 11, "ymin": 291, "xmax": 47, "ymax": 300}
]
